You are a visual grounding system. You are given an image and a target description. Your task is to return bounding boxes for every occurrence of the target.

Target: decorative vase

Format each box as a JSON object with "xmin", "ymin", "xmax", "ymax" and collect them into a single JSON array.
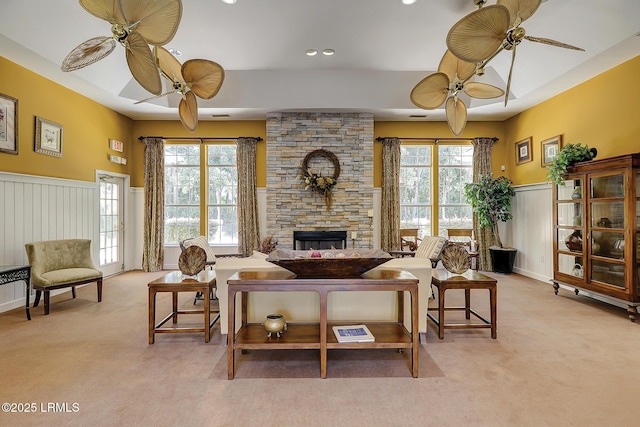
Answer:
[
  {"xmin": 571, "ymin": 187, "xmax": 582, "ymax": 199},
  {"xmin": 263, "ymin": 314, "xmax": 287, "ymax": 338}
]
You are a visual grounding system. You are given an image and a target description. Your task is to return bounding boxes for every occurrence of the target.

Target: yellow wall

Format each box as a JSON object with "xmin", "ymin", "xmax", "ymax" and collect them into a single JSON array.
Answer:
[
  {"xmin": 4, "ymin": 53, "xmax": 639, "ymax": 188},
  {"xmin": 0, "ymin": 57, "xmax": 134, "ymax": 182},
  {"xmin": 504, "ymin": 55, "xmax": 640, "ymax": 185},
  {"xmin": 131, "ymin": 120, "xmax": 266, "ymax": 188}
]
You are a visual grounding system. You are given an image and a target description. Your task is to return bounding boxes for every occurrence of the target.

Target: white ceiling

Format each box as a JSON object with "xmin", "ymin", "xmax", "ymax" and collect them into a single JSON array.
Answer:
[{"xmin": 2, "ymin": 0, "xmax": 640, "ymax": 124}]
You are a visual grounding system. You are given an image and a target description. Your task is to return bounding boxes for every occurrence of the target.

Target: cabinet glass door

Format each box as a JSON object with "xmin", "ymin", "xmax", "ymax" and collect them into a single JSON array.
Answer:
[
  {"xmin": 590, "ymin": 172, "xmax": 626, "ymax": 288},
  {"xmin": 556, "ymin": 178, "xmax": 584, "ymax": 278}
]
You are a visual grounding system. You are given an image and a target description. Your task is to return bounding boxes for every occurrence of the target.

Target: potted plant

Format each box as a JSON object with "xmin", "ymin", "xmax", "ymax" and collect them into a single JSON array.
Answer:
[
  {"xmin": 546, "ymin": 143, "xmax": 597, "ymax": 185},
  {"xmin": 464, "ymin": 174, "xmax": 516, "ymax": 273}
]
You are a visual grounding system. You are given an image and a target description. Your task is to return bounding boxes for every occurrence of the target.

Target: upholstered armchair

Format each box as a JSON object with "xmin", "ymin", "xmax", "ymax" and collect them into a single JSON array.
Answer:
[{"xmin": 390, "ymin": 235, "xmax": 448, "ymax": 268}]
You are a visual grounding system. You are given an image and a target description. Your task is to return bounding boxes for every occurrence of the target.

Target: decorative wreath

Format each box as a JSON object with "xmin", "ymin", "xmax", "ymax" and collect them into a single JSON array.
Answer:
[{"xmin": 298, "ymin": 149, "xmax": 340, "ymax": 209}]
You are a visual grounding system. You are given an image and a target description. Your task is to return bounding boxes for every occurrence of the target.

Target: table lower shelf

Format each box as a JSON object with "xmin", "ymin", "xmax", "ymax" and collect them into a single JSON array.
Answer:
[{"xmin": 232, "ymin": 322, "xmax": 412, "ymax": 350}]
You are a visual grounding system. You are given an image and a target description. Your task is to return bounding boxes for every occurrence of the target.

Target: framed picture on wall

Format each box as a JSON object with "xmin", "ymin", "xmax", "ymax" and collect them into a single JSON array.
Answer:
[
  {"xmin": 541, "ymin": 135, "xmax": 563, "ymax": 166},
  {"xmin": 0, "ymin": 93, "xmax": 18, "ymax": 155},
  {"xmin": 35, "ymin": 116, "xmax": 63, "ymax": 157},
  {"xmin": 515, "ymin": 137, "xmax": 532, "ymax": 165}
]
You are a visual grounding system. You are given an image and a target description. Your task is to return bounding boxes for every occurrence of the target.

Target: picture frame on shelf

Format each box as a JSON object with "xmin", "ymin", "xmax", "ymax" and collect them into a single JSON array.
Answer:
[
  {"xmin": 541, "ymin": 135, "xmax": 562, "ymax": 166},
  {"xmin": 515, "ymin": 137, "xmax": 532, "ymax": 165},
  {"xmin": 0, "ymin": 93, "xmax": 18, "ymax": 155},
  {"xmin": 35, "ymin": 116, "xmax": 63, "ymax": 157}
]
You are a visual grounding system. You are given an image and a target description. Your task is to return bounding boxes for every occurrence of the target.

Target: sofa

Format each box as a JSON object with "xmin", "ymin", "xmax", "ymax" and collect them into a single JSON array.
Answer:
[
  {"xmin": 25, "ymin": 239, "xmax": 103, "ymax": 315},
  {"xmin": 215, "ymin": 253, "xmax": 432, "ymax": 343}
]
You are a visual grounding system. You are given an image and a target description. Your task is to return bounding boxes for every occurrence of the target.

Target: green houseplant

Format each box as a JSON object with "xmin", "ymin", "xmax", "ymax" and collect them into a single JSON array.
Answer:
[
  {"xmin": 546, "ymin": 143, "xmax": 597, "ymax": 185},
  {"xmin": 464, "ymin": 174, "xmax": 516, "ymax": 273}
]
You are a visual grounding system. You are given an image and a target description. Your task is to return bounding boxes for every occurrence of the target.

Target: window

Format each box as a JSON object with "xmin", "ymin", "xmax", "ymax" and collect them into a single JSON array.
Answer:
[
  {"xmin": 399, "ymin": 143, "xmax": 473, "ymax": 238},
  {"xmin": 399, "ymin": 145, "xmax": 432, "ymax": 237},
  {"xmin": 164, "ymin": 144, "xmax": 201, "ymax": 244},
  {"xmin": 437, "ymin": 145, "xmax": 473, "ymax": 236},
  {"xmin": 207, "ymin": 145, "xmax": 238, "ymax": 245},
  {"xmin": 164, "ymin": 143, "xmax": 238, "ymax": 246}
]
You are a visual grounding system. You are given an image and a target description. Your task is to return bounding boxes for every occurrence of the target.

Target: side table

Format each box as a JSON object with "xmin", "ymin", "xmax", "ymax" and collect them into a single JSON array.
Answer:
[
  {"xmin": 428, "ymin": 269, "xmax": 497, "ymax": 339},
  {"xmin": 0, "ymin": 265, "xmax": 31, "ymax": 320},
  {"xmin": 148, "ymin": 270, "xmax": 218, "ymax": 343}
]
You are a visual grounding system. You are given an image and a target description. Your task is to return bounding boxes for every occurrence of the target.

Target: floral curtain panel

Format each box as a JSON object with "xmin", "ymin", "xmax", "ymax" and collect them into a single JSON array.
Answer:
[
  {"xmin": 471, "ymin": 137, "xmax": 497, "ymax": 271},
  {"xmin": 381, "ymin": 137, "xmax": 401, "ymax": 251},
  {"xmin": 237, "ymin": 137, "xmax": 260, "ymax": 256},
  {"xmin": 142, "ymin": 137, "xmax": 165, "ymax": 272}
]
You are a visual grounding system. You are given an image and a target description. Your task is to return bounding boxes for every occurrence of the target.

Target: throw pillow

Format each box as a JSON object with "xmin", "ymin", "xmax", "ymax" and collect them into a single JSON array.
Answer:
[{"xmin": 183, "ymin": 236, "xmax": 216, "ymax": 262}]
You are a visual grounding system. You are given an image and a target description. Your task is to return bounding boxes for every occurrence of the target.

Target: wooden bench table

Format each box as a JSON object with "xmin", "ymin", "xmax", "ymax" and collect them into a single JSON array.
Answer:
[
  {"xmin": 428, "ymin": 269, "xmax": 497, "ymax": 339},
  {"xmin": 148, "ymin": 270, "xmax": 219, "ymax": 344}
]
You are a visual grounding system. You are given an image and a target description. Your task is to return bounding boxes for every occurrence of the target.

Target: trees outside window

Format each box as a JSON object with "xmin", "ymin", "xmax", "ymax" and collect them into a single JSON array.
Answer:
[
  {"xmin": 164, "ymin": 143, "xmax": 238, "ymax": 246},
  {"xmin": 400, "ymin": 143, "xmax": 473, "ymax": 239}
]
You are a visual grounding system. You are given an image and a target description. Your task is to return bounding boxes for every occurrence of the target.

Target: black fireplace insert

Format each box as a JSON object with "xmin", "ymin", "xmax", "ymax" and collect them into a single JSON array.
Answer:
[{"xmin": 293, "ymin": 231, "xmax": 347, "ymax": 250}]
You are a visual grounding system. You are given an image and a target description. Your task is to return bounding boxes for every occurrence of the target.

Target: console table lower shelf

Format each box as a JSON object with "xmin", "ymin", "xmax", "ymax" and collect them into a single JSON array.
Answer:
[{"xmin": 227, "ymin": 269, "xmax": 419, "ymax": 379}]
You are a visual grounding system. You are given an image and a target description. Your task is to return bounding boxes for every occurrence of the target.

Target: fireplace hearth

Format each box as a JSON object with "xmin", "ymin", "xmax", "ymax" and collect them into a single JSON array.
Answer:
[{"xmin": 293, "ymin": 231, "xmax": 347, "ymax": 250}]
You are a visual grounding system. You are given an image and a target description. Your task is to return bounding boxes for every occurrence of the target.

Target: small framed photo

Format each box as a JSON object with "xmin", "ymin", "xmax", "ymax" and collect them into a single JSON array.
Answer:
[
  {"xmin": 541, "ymin": 135, "xmax": 563, "ymax": 166},
  {"xmin": 0, "ymin": 93, "xmax": 18, "ymax": 155},
  {"xmin": 515, "ymin": 137, "xmax": 532, "ymax": 165},
  {"xmin": 35, "ymin": 116, "xmax": 63, "ymax": 157}
]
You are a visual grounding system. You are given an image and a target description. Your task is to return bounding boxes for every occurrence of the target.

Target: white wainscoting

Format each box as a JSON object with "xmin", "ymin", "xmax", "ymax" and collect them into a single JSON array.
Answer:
[
  {"xmin": 507, "ymin": 182, "xmax": 554, "ymax": 283},
  {"xmin": 0, "ymin": 172, "xmax": 100, "ymax": 313}
]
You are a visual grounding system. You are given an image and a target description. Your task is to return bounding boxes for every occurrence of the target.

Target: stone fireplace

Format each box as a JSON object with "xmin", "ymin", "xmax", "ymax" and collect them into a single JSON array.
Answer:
[{"xmin": 266, "ymin": 112, "xmax": 374, "ymax": 249}]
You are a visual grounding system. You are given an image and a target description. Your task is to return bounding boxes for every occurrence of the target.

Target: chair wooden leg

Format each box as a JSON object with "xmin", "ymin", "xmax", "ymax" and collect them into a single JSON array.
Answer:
[
  {"xmin": 33, "ymin": 290, "xmax": 42, "ymax": 307},
  {"xmin": 44, "ymin": 291, "xmax": 50, "ymax": 315},
  {"xmin": 97, "ymin": 279, "xmax": 103, "ymax": 302},
  {"xmin": 72, "ymin": 287, "xmax": 76, "ymax": 299}
]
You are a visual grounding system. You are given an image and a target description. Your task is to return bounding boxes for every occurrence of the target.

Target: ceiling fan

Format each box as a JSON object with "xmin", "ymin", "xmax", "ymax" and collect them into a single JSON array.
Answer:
[
  {"xmin": 61, "ymin": 0, "xmax": 183, "ymax": 96},
  {"xmin": 410, "ymin": 50, "xmax": 504, "ymax": 135},
  {"xmin": 136, "ymin": 47, "xmax": 225, "ymax": 132},
  {"xmin": 446, "ymin": 0, "xmax": 584, "ymax": 105}
]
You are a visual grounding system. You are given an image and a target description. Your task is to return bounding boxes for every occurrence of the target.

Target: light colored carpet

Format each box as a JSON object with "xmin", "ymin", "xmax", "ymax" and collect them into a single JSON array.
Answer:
[{"xmin": 1, "ymin": 269, "xmax": 640, "ymax": 426}]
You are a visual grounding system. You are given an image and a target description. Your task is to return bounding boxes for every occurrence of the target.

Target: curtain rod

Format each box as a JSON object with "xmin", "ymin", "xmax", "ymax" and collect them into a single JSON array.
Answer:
[
  {"xmin": 138, "ymin": 136, "xmax": 263, "ymax": 141},
  {"xmin": 375, "ymin": 137, "xmax": 474, "ymax": 142}
]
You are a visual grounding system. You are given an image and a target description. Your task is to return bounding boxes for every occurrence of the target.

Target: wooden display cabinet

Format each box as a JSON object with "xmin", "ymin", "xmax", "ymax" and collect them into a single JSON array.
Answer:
[{"xmin": 552, "ymin": 153, "xmax": 640, "ymax": 321}]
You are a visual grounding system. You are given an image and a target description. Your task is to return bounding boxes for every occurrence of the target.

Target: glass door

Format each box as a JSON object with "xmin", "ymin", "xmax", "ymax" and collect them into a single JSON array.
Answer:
[
  {"xmin": 589, "ymin": 172, "xmax": 626, "ymax": 288},
  {"xmin": 555, "ymin": 177, "xmax": 585, "ymax": 280},
  {"xmin": 98, "ymin": 174, "xmax": 125, "ymax": 276}
]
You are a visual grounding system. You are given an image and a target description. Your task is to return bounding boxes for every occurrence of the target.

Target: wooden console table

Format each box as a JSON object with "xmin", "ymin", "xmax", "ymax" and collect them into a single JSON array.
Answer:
[
  {"xmin": 227, "ymin": 269, "xmax": 419, "ymax": 379},
  {"xmin": 0, "ymin": 265, "xmax": 31, "ymax": 320}
]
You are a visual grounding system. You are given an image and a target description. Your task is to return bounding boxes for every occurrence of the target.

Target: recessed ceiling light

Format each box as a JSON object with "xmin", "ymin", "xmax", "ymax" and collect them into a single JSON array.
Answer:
[
  {"xmin": 305, "ymin": 49, "xmax": 318, "ymax": 56},
  {"xmin": 167, "ymin": 48, "xmax": 182, "ymax": 57},
  {"xmin": 402, "ymin": 0, "xmax": 417, "ymax": 5},
  {"xmin": 322, "ymin": 49, "xmax": 335, "ymax": 56},
  {"xmin": 221, "ymin": 0, "xmax": 237, "ymax": 4}
]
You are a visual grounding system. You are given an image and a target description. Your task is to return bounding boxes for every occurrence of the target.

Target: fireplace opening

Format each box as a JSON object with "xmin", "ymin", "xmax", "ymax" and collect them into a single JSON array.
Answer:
[{"xmin": 293, "ymin": 231, "xmax": 347, "ymax": 250}]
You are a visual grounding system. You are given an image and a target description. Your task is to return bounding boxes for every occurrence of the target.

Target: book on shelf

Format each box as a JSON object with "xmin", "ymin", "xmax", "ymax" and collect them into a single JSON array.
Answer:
[{"xmin": 332, "ymin": 324, "xmax": 375, "ymax": 343}]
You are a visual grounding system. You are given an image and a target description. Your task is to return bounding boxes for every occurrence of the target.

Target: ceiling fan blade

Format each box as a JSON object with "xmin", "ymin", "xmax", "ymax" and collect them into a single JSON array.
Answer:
[
  {"xmin": 446, "ymin": 5, "xmax": 511, "ymax": 63},
  {"xmin": 119, "ymin": 0, "xmax": 182, "ymax": 46},
  {"xmin": 445, "ymin": 97, "xmax": 468, "ymax": 136},
  {"xmin": 134, "ymin": 90, "xmax": 177, "ymax": 104},
  {"xmin": 61, "ymin": 36, "xmax": 116, "ymax": 72},
  {"xmin": 80, "ymin": 0, "xmax": 124, "ymax": 24},
  {"xmin": 155, "ymin": 46, "xmax": 183, "ymax": 83},
  {"xmin": 438, "ymin": 49, "xmax": 476, "ymax": 82},
  {"xmin": 524, "ymin": 35, "xmax": 585, "ymax": 51},
  {"xmin": 504, "ymin": 44, "xmax": 517, "ymax": 106},
  {"xmin": 497, "ymin": 0, "xmax": 541, "ymax": 27},
  {"xmin": 410, "ymin": 73, "xmax": 450, "ymax": 110},
  {"xmin": 464, "ymin": 82, "xmax": 505, "ymax": 99},
  {"xmin": 182, "ymin": 59, "xmax": 225, "ymax": 100},
  {"xmin": 124, "ymin": 31, "xmax": 162, "ymax": 95},
  {"xmin": 179, "ymin": 90, "xmax": 198, "ymax": 133}
]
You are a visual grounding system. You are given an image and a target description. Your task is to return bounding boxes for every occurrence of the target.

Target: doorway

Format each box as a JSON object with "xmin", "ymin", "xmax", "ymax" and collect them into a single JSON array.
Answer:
[{"xmin": 97, "ymin": 174, "xmax": 126, "ymax": 276}]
